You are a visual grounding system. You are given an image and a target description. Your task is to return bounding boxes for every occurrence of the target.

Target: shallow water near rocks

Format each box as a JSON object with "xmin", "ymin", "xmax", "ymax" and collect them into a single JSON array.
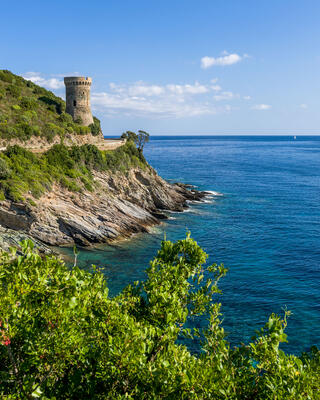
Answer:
[{"xmin": 60, "ymin": 136, "xmax": 320, "ymax": 354}]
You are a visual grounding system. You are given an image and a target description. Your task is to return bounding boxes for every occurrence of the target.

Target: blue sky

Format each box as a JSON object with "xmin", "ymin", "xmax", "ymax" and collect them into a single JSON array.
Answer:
[{"xmin": 1, "ymin": 0, "xmax": 320, "ymax": 135}]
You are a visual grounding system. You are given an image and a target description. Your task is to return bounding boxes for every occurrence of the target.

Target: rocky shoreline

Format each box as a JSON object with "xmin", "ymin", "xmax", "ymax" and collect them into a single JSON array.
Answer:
[{"xmin": 0, "ymin": 165, "xmax": 210, "ymax": 253}]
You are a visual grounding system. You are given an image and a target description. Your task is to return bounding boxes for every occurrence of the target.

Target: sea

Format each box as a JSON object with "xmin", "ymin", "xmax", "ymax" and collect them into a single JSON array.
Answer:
[{"xmin": 60, "ymin": 135, "xmax": 320, "ymax": 355}]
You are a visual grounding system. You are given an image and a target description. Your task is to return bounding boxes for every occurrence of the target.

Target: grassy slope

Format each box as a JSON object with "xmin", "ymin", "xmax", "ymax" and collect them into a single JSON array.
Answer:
[
  {"xmin": 0, "ymin": 141, "xmax": 147, "ymax": 204},
  {"xmin": 0, "ymin": 70, "xmax": 100, "ymax": 142}
]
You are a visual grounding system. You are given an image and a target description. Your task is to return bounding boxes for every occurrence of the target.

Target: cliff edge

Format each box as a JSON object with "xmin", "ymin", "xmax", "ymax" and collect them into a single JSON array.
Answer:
[{"xmin": 0, "ymin": 141, "xmax": 207, "ymax": 250}]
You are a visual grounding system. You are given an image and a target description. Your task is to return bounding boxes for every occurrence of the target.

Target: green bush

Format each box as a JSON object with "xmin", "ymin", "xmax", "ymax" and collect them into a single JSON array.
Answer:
[
  {"xmin": 74, "ymin": 125, "xmax": 91, "ymax": 135},
  {"xmin": 0, "ymin": 158, "xmax": 10, "ymax": 179},
  {"xmin": 20, "ymin": 96, "xmax": 38, "ymax": 110},
  {"xmin": 58, "ymin": 112, "xmax": 73, "ymax": 124},
  {"xmin": 0, "ymin": 113, "xmax": 8, "ymax": 123},
  {"xmin": 0, "ymin": 236, "xmax": 319, "ymax": 399},
  {"xmin": 19, "ymin": 110, "xmax": 37, "ymax": 123},
  {"xmin": 43, "ymin": 123, "xmax": 64, "ymax": 143},
  {"xmin": 89, "ymin": 116, "xmax": 102, "ymax": 136},
  {"xmin": 6, "ymin": 85, "xmax": 21, "ymax": 98},
  {"xmin": 15, "ymin": 123, "xmax": 35, "ymax": 140},
  {"xmin": 0, "ymin": 70, "xmax": 14, "ymax": 83},
  {"xmin": 11, "ymin": 104, "xmax": 21, "ymax": 111}
]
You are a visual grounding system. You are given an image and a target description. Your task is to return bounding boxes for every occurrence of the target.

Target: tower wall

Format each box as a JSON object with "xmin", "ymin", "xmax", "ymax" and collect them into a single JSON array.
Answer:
[{"xmin": 64, "ymin": 77, "xmax": 94, "ymax": 126}]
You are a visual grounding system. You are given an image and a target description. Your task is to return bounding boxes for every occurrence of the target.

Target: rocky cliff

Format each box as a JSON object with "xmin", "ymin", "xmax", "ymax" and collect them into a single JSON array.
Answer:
[{"xmin": 0, "ymin": 165, "xmax": 207, "ymax": 250}]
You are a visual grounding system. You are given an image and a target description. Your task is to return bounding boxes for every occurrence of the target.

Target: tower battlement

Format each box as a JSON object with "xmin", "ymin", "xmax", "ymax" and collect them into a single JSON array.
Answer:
[{"xmin": 64, "ymin": 76, "xmax": 93, "ymax": 126}]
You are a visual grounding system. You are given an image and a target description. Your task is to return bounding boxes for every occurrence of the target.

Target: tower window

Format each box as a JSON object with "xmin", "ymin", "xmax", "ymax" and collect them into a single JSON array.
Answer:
[{"xmin": 73, "ymin": 100, "xmax": 77, "ymax": 106}]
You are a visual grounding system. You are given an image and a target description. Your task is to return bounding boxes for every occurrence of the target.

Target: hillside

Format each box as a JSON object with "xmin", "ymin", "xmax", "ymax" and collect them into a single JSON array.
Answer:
[
  {"xmin": 0, "ymin": 70, "xmax": 101, "ymax": 146},
  {"xmin": 0, "ymin": 141, "xmax": 206, "ymax": 248},
  {"xmin": 0, "ymin": 71, "xmax": 207, "ymax": 249}
]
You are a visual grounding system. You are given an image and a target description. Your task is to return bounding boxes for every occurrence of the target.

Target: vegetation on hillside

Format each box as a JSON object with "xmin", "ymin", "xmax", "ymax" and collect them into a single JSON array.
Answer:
[
  {"xmin": 121, "ymin": 130, "xmax": 150, "ymax": 154},
  {"xmin": 0, "ymin": 70, "xmax": 101, "ymax": 142},
  {"xmin": 0, "ymin": 235, "xmax": 319, "ymax": 399},
  {"xmin": 0, "ymin": 141, "xmax": 147, "ymax": 203}
]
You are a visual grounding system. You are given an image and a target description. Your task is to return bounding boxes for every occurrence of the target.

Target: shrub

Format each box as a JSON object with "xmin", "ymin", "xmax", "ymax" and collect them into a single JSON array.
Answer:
[
  {"xmin": 0, "ymin": 237, "xmax": 319, "ymax": 399},
  {"xmin": 0, "ymin": 158, "xmax": 10, "ymax": 179},
  {"xmin": 47, "ymin": 104, "xmax": 56, "ymax": 113},
  {"xmin": 0, "ymin": 70, "xmax": 14, "ymax": 83},
  {"xmin": 20, "ymin": 96, "xmax": 38, "ymax": 110},
  {"xmin": 6, "ymin": 85, "xmax": 21, "ymax": 98},
  {"xmin": 74, "ymin": 125, "xmax": 91, "ymax": 135},
  {"xmin": 43, "ymin": 123, "xmax": 64, "ymax": 143},
  {"xmin": 89, "ymin": 116, "xmax": 102, "ymax": 136},
  {"xmin": 11, "ymin": 104, "xmax": 21, "ymax": 111},
  {"xmin": 58, "ymin": 112, "xmax": 73, "ymax": 124},
  {"xmin": 38, "ymin": 96, "xmax": 64, "ymax": 114},
  {"xmin": 0, "ymin": 113, "xmax": 8, "ymax": 123},
  {"xmin": 19, "ymin": 110, "xmax": 37, "ymax": 123},
  {"xmin": 15, "ymin": 123, "xmax": 35, "ymax": 140},
  {"xmin": 0, "ymin": 125, "xmax": 17, "ymax": 139}
]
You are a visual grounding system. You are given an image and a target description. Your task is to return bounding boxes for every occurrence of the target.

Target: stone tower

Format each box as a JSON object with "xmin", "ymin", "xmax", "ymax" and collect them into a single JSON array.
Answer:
[{"xmin": 64, "ymin": 76, "xmax": 94, "ymax": 126}]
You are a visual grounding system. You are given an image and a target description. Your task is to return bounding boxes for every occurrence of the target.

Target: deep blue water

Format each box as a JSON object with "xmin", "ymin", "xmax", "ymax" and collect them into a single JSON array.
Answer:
[{"xmin": 61, "ymin": 136, "xmax": 320, "ymax": 354}]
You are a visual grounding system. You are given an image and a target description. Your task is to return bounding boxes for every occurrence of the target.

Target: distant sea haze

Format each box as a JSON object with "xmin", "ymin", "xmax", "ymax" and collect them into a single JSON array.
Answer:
[{"xmin": 62, "ymin": 135, "xmax": 320, "ymax": 354}]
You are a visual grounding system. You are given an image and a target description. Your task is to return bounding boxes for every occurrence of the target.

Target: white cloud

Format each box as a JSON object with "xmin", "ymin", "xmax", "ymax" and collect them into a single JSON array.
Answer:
[
  {"xmin": 243, "ymin": 95, "xmax": 251, "ymax": 100},
  {"xmin": 299, "ymin": 103, "xmax": 308, "ymax": 109},
  {"xmin": 110, "ymin": 81, "xmax": 209, "ymax": 96},
  {"xmin": 252, "ymin": 104, "xmax": 272, "ymax": 110},
  {"xmin": 23, "ymin": 72, "xmax": 64, "ymax": 90},
  {"xmin": 166, "ymin": 82, "xmax": 209, "ymax": 95},
  {"xmin": 91, "ymin": 80, "xmax": 239, "ymax": 118},
  {"xmin": 110, "ymin": 82, "xmax": 165, "ymax": 97},
  {"xmin": 91, "ymin": 92, "xmax": 218, "ymax": 118},
  {"xmin": 201, "ymin": 52, "xmax": 243, "ymax": 69},
  {"xmin": 213, "ymin": 91, "xmax": 239, "ymax": 101},
  {"xmin": 211, "ymin": 85, "xmax": 222, "ymax": 91}
]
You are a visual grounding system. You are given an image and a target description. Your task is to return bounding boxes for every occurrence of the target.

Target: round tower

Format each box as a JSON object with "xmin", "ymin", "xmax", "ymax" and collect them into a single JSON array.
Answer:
[{"xmin": 64, "ymin": 76, "xmax": 94, "ymax": 126}]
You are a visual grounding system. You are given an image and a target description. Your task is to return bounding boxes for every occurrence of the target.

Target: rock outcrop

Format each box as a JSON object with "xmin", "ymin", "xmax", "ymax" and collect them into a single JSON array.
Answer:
[{"xmin": 0, "ymin": 165, "xmax": 208, "ymax": 250}]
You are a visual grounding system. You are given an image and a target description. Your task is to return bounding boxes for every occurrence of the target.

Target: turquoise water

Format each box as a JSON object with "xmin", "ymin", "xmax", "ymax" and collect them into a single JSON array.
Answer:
[{"xmin": 61, "ymin": 136, "xmax": 320, "ymax": 354}]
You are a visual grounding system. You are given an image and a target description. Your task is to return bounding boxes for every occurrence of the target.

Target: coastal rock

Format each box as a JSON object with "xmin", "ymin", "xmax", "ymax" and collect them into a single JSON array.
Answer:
[
  {"xmin": 0, "ymin": 225, "xmax": 53, "ymax": 254},
  {"xmin": 0, "ymin": 166, "xmax": 208, "ymax": 248}
]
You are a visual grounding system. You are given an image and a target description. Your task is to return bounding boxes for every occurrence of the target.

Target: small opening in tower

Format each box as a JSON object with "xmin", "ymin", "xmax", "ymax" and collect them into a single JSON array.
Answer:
[{"xmin": 73, "ymin": 100, "xmax": 77, "ymax": 106}]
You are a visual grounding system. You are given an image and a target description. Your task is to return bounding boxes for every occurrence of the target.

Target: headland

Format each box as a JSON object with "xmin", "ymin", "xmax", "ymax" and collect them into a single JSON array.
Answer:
[{"xmin": 0, "ymin": 70, "xmax": 208, "ymax": 252}]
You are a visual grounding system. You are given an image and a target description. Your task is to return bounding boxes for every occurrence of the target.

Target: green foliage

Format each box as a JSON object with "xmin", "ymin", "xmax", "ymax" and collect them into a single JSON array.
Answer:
[
  {"xmin": 0, "ymin": 70, "xmax": 15, "ymax": 83},
  {"xmin": 136, "ymin": 129, "xmax": 150, "ymax": 152},
  {"xmin": 121, "ymin": 129, "xmax": 150, "ymax": 154},
  {"xmin": 89, "ymin": 116, "xmax": 102, "ymax": 136},
  {"xmin": 20, "ymin": 96, "xmax": 38, "ymax": 110},
  {"xmin": 11, "ymin": 105, "xmax": 21, "ymax": 111},
  {"xmin": 58, "ymin": 112, "xmax": 73, "ymax": 124},
  {"xmin": 121, "ymin": 130, "xmax": 138, "ymax": 142},
  {"xmin": 0, "ymin": 141, "xmax": 146, "ymax": 201},
  {"xmin": 74, "ymin": 125, "xmax": 91, "ymax": 135},
  {"xmin": 0, "ymin": 70, "xmax": 101, "ymax": 142},
  {"xmin": 43, "ymin": 123, "xmax": 64, "ymax": 143},
  {"xmin": 0, "ymin": 236, "xmax": 319, "ymax": 399},
  {"xmin": 6, "ymin": 85, "xmax": 21, "ymax": 98}
]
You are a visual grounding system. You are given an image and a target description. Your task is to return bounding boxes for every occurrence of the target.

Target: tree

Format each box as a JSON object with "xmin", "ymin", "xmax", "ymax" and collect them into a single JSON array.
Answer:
[
  {"xmin": 136, "ymin": 130, "xmax": 149, "ymax": 153},
  {"xmin": 121, "ymin": 130, "xmax": 138, "ymax": 143},
  {"xmin": 121, "ymin": 130, "xmax": 150, "ymax": 154}
]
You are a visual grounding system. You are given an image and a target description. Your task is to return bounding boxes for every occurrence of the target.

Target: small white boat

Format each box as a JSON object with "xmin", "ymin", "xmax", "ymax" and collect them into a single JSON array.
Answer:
[{"xmin": 294, "ymin": 136, "xmax": 297, "ymax": 140}]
